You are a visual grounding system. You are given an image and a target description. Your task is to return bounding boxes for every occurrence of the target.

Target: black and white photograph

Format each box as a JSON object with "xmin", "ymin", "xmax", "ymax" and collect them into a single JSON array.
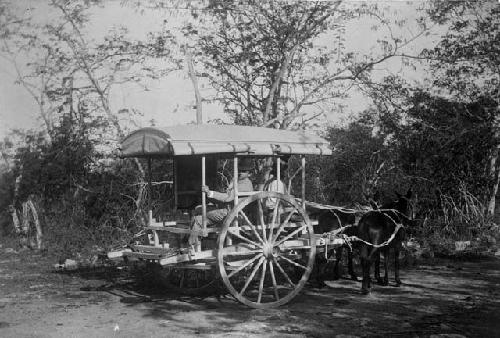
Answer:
[{"xmin": 0, "ymin": 0, "xmax": 499, "ymax": 337}]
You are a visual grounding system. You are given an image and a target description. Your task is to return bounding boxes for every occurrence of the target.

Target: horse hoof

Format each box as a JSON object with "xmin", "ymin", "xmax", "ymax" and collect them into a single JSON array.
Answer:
[
  {"xmin": 395, "ymin": 279, "xmax": 402, "ymax": 287},
  {"xmin": 351, "ymin": 276, "xmax": 359, "ymax": 282},
  {"xmin": 361, "ymin": 288, "xmax": 370, "ymax": 295},
  {"xmin": 310, "ymin": 281, "xmax": 327, "ymax": 289}
]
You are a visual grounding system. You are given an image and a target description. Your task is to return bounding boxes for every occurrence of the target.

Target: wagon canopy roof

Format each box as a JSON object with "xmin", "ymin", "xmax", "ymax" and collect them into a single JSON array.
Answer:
[{"xmin": 120, "ymin": 124, "xmax": 332, "ymax": 157}]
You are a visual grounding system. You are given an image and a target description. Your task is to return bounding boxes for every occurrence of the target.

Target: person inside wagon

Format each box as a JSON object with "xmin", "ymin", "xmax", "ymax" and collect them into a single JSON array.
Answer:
[
  {"xmin": 263, "ymin": 157, "xmax": 289, "ymax": 210},
  {"xmin": 188, "ymin": 157, "xmax": 255, "ymax": 254}
]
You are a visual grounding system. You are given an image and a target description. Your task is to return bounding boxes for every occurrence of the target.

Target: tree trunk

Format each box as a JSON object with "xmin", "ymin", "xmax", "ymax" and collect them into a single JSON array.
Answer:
[
  {"xmin": 9, "ymin": 205, "xmax": 21, "ymax": 234},
  {"xmin": 26, "ymin": 198, "xmax": 43, "ymax": 250},
  {"xmin": 186, "ymin": 50, "xmax": 203, "ymax": 124},
  {"xmin": 487, "ymin": 146, "xmax": 500, "ymax": 216},
  {"xmin": 263, "ymin": 46, "xmax": 297, "ymax": 125},
  {"xmin": 18, "ymin": 198, "xmax": 43, "ymax": 250}
]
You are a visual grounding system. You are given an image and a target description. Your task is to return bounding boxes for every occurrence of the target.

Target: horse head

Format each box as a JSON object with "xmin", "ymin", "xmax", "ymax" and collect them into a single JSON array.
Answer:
[{"xmin": 393, "ymin": 188, "xmax": 413, "ymax": 219}]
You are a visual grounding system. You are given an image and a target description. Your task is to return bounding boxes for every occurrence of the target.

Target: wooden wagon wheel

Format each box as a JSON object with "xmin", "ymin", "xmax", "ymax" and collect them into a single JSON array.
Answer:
[
  {"xmin": 158, "ymin": 265, "xmax": 222, "ymax": 296},
  {"xmin": 217, "ymin": 191, "xmax": 316, "ymax": 309},
  {"xmin": 131, "ymin": 260, "xmax": 221, "ymax": 296},
  {"xmin": 130, "ymin": 231, "xmax": 221, "ymax": 297}
]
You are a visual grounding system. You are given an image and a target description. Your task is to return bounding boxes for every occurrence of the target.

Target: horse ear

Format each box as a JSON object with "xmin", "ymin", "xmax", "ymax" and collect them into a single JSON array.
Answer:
[
  {"xmin": 406, "ymin": 188, "xmax": 413, "ymax": 199},
  {"xmin": 369, "ymin": 199, "xmax": 379, "ymax": 209}
]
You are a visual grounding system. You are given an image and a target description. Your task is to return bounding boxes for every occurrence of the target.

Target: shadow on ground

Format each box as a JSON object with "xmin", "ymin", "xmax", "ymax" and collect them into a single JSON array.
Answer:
[{"xmin": 54, "ymin": 257, "xmax": 500, "ymax": 337}]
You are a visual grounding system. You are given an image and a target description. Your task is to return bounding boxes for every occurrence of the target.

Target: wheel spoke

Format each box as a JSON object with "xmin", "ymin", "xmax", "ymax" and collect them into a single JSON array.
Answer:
[
  {"xmin": 257, "ymin": 200, "xmax": 267, "ymax": 242},
  {"xmin": 228, "ymin": 253, "xmax": 263, "ymax": 278},
  {"xmin": 269, "ymin": 200, "xmax": 280, "ymax": 239},
  {"xmin": 257, "ymin": 260, "xmax": 267, "ymax": 303},
  {"xmin": 272, "ymin": 257, "xmax": 295, "ymax": 288},
  {"xmin": 269, "ymin": 260, "xmax": 280, "ymax": 301},
  {"xmin": 271, "ymin": 209, "xmax": 297, "ymax": 243},
  {"xmin": 239, "ymin": 256, "xmax": 265, "ymax": 296},
  {"xmin": 239, "ymin": 210, "xmax": 264, "ymax": 244},
  {"xmin": 228, "ymin": 228, "xmax": 262, "ymax": 248},
  {"xmin": 274, "ymin": 224, "xmax": 308, "ymax": 247},
  {"xmin": 279, "ymin": 254, "xmax": 307, "ymax": 270}
]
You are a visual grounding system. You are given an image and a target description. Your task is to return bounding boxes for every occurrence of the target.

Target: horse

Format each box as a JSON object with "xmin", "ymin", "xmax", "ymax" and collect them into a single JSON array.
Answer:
[
  {"xmin": 311, "ymin": 208, "xmax": 357, "ymax": 287},
  {"xmin": 357, "ymin": 189, "xmax": 414, "ymax": 294}
]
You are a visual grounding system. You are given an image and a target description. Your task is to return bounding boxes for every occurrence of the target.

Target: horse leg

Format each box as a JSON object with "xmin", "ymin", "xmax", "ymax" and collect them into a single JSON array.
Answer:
[
  {"xmin": 382, "ymin": 249, "xmax": 389, "ymax": 286},
  {"xmin": 360, "ymin": 245, "xmax": 370, "ymax": 294},
  {"xmin": 374, "ymin": 251, "xmax": 384, "ymax": 285},
  {"xmin": 394, "ymin": 248, "xmax": 402, "ymax": 286},
  {"xmin": 333, "ymin": 247, "xmax": 342, "ymax": 280},
  {"xmin": 347, "ymin": 248, "xmax": 358, "ymax": 281},
  {"xmin": 312, "ymin": 257, "xmax": 327, "ymax": 288}
]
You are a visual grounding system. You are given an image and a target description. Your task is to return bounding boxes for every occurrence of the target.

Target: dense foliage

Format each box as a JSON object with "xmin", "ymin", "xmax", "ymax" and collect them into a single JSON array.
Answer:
[{"xmin": 0, "ymin": 110, "xmax": 144, "ymax": 255}]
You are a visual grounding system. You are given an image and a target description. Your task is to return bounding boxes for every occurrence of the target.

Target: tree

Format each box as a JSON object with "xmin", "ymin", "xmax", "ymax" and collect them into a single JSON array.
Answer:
[
  {"xmin": 179, "ymin": 0, "xmax": 423, "ymax": 130},
  {"xmin": 394, "ymin": 92, "xmax": 497, "ymax": 203},
  {"xmin": 0, "ymin": 0, "xmax": 182, "ymax": 244},
  {"xmin": 422, "ymin": 0, "xmax": 500, "ymax": 216}
]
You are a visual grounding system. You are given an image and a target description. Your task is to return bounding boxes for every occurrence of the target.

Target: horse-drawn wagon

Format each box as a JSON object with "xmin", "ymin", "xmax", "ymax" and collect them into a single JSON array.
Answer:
[{"xmin": 108, "ymin": 124, "xmax": 409, "ymax": 308}]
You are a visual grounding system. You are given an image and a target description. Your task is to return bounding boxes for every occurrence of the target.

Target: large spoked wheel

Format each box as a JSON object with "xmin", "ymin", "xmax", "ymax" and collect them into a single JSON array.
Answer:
[
  {"xmin": 158, "ymin": 265, "xmax": 221, "ymax": 296},
  {"xmin": 217, "ymin": 191, "xmax": 316, "ymax": 309},
  {"xmin": 131, "ymin": 261, "xmax": 221, "ymax": 297}
]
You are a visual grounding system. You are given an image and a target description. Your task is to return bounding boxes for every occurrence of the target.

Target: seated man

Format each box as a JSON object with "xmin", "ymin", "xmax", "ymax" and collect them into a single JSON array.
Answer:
[
  {"xmin": 188, "ymin": 157, "xmax": 255, "ymax": 251},
  {"xmin": 263, "ymin": 158, "xmax": 289, "ymax": 216}
]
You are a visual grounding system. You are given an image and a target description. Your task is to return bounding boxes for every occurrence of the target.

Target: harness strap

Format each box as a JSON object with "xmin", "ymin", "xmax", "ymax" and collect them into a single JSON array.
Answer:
[
  {"xmin": 348, "ymin": 223, "xmax": 403, "ymax": 248},
  {"xmin": 322, "ymin": 223, "xmax": 355, "ymax": 259},
  {"xmin": 321, "ymin": 209, "xmax": 404, "ymax": 249}
]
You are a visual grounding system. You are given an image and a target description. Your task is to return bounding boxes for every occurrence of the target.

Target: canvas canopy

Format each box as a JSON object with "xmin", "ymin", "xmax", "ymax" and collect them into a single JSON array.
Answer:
[{"xmin": 120, "ymin": 125, "xmax": 332, "ymax": 157}]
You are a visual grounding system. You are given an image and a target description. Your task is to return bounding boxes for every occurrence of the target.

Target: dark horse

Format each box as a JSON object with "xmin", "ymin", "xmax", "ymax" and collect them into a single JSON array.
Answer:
[
  {"xmin": 311, "ymin": 208, "xmax": 357, "ymax": 286},
  {"xmin": 358, "ymin": 189, "xmax": 414, "ymax": 294}
]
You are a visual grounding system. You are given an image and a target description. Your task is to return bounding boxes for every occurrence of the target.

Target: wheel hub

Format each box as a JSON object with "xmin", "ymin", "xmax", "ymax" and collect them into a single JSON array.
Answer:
[{"xmin": 263, "ymin": 242, "xmax": 279, "ymax": 259}]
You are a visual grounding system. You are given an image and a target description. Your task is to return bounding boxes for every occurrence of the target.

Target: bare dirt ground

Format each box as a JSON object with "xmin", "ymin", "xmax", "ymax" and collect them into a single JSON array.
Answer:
[{"xmin": 0, "ymin": 246, "xmax": 499, "ymax": 338}]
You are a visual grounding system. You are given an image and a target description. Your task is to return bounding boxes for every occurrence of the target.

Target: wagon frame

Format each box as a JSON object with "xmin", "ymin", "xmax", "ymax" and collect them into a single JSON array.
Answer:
[{"xmin": 108, "ymin": 124, "xmax": 343, "ymax": 309}]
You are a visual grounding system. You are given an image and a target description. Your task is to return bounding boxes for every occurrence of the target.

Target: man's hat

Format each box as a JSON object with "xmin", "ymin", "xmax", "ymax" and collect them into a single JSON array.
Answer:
[{"xmin": 238, "ymin": 158, "xmax": 254, "ymax": 171}]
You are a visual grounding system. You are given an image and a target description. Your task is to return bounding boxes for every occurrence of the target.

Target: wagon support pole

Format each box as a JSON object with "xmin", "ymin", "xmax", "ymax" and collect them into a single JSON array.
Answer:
[
  {"xmin": 301, "ymin": 156, "xmax": 306, "ymax": 211},
  {"xmin": 201, "ymin": 156, "xmax": 207, "ymax": 238},
  {"xmin": 147, "ymin": 157, "xmax": 153, "ymax": 226}
]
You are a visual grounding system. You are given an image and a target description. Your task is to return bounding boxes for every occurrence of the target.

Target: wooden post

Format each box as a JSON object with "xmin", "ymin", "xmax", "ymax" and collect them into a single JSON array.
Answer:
[
  {"xmin": 276, "ymin": 156, "xmax": 282, "ymax": 226},
  {"xmin": 277, "ymin": 156, "xmax": 281, "ymax": 184},
  {"xmin": 226, "ymin": 156, "xmax": 239, "ymax": 246},
  {"xmin": 147, "ymin": 157, "xmax": 159, "ymax": 246},
  {"xmin": 301, "ymin": 156, "xmax": 306, "ymax": 237},
  {"xmin": 233, "ymin": 156, "xmax": 239, "ymax": 207},
  {"xmin": 173, "ymin": 159, "xmax": 178, "ymax": 215},
  {"xmin": 201, "ymin": 156, "xmax": 207, "ymax": 238},
  {"xmin": 148, "ymin": 157, "xmax": 153, "ymax": 226},
  {"xmin": 301, "ymin": 156, "xmax": 306, "ymax": 211}
]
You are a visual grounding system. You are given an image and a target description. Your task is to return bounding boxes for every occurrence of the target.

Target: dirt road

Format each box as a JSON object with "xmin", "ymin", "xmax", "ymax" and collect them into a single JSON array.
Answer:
[{"xmin": 0, "ymin": 247, "xmax": 499, "ymax": 338}]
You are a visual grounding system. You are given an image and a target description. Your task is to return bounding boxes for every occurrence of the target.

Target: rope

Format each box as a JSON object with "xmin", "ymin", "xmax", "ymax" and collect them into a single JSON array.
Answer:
[
  {"xmin": 321, "ymin": 223, "xmax": 355, "ymax": 259},
  {"xmin": 321, "ymin": 209, "xmax": 404, "ymax": 249},
  {"xmin": 348, "ymin": 224, "xmax": 403, "ymax": 248},
  {"xmin": 303, "ymin": 200, "xmax": 358, "ymax": 214}
]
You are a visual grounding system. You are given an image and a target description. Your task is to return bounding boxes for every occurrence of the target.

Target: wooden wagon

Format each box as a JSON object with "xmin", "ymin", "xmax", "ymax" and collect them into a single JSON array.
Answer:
[{"xmin": 108, "ymin": 124, "xmax": 350, "ymax": 309}]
